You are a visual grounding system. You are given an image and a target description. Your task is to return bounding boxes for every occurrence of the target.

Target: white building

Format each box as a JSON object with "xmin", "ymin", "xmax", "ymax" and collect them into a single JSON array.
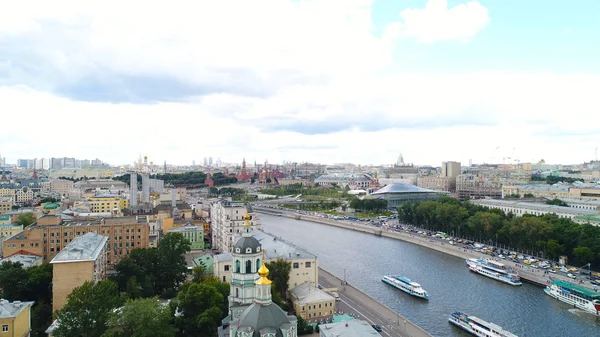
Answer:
[
  {"xmin": 470, "ymin": 199, "xmax": 599, "ymax": 220},
  {"xmin": 314, "ymin": 173, "xmax": 372, "ymax": 189},
  {"xmin": 210, "ymin": 200, "xmax": 261, "ymax": 253}
]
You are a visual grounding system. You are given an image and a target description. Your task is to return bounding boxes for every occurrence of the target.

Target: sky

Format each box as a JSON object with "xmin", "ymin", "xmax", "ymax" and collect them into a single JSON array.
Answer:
[{"xmin": 1, "ymin": 0, "xmax": 599, "ymax": 167}]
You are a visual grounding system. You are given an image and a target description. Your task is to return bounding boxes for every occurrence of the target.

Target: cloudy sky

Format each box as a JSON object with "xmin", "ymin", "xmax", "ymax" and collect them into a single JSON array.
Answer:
[{"xmin": 1, "ymin": 0, "xmax": 599, "ymax": 167}]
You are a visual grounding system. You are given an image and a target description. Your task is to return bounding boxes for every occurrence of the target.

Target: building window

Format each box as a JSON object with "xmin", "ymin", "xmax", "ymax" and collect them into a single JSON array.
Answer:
[
  {"xmin": 235, "ymin": 260, "xmax": 241, "ymax": 273},
  {"xmin": 293, "ymin": 263, "xmax": 299, "ymax": 269},
  {"xmin": 305, "ymin": 262, "xmax": 311, "ymax": 268},
  {"xmin": 223, "ymin": 276, "xmax": 226, "ymax": 282},
  {"xmin": 256, "ymin": 259, "xmax": 260, "ymax": 269},
  {"xmin": 224, "ymin": 265, "xmax": 230, "ymax": 271},
  {"xmin": 246, "ymin": 260, "xmax": 252, "ymax": 273},
  {"xmin": 2, "ymin": 325, "xmax": 7, "ymax": 332}
]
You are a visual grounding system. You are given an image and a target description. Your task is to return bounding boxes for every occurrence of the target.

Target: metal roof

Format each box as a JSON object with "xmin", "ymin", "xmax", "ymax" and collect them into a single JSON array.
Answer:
[
  {"xmin": 470, "ymin": 199, "xmax": 597, "ymax": 216},
  {"xmin": 0, "ymin": 300, "xmax": 35, "ymax": 319},
  {"xmin": 319, "ymin": 319, "xmax": 380, "ymax": 336},
  {"xmin": 237, "ymin": 302, "xmax": 295, "ymax": 334},
  {"xmin": 370, "ymin": 183, "xmax": 437, "ymax": 195},
  {"xmin": 0, "ymin": 254, "xmax": 42, "ymax": 268},
  {"xmin": 50, "ymin": 232, "xmax": 108, "ymax": 263},
  {"xmin": 289, "ymin": 282, "xmax": 334, "ymax": 306},
  {"xmin": 214, "ymin": 230, "xmax": 317, "ymax": 262}
]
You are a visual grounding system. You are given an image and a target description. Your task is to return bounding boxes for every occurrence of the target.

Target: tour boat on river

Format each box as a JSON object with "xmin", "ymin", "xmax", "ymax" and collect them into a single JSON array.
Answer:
[
  {"xmin": 544, "ymin": 280, "xmax": 600, "ymax": 315},
  {"xmin": 449, "ymin": 311, "xmax": 518, "ymax": 337},
  {"xmin": 466, "ymin": 258, "xmax": 522, "ymax": 286},
  {"xmin": 381, "ymin": 275, "xmax": 429, "ymax": 299}
]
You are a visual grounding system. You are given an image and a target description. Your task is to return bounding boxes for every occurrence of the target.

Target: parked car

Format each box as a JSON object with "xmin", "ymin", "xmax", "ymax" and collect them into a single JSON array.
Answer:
[{"xmin": 371, "ymin": 325, "xmax": 383, "ymax": 332}]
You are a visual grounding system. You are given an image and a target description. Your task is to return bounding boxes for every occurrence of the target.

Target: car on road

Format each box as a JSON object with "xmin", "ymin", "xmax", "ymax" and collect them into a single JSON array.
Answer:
[
  {"xmin": 567, "ymin": 273, "xmax": 577, "ymax": 279},
  {"xmin": 371, "ymin": 325, "xmax": 383, "ymax": 332}
]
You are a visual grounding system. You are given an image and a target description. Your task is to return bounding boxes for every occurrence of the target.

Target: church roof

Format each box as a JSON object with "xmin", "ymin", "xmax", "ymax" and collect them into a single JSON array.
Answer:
[
  {"xmin": 234, "ymin": 236, "xmax": 261, "ymax": 254},
  {"xmin": 237, "ymin": 302, "xmax": 296, "ymax": 336}
]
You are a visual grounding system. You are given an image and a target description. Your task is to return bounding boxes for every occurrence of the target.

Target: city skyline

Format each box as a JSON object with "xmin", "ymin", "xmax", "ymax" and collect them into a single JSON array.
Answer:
[{"xmin": 1, "ymin": 0, "xmax": 599, "ymax": 165}]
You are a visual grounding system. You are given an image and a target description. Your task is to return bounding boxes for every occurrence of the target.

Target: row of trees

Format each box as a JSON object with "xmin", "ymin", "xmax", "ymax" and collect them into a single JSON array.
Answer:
[
  {"xmin": 397, "ymin": 197, "xmax": 600, "ymax": 267},
  {"xmin": 531, "ymin": 174, "xmax": 584, "ymax": 184},
  {"xmin": 350, "ymin": 198, "xmax": 388, "ymax": 212},
  {"xmin": 115, "ymin": 171, "xmax": 237, "ymax": 187},
  {"xmin": 207, "ymin": 187, "xmax": 246, "ymax": 199},
  {"xmin": 210, "ymin": 172, "xmax": 238, "ymax": 186}
]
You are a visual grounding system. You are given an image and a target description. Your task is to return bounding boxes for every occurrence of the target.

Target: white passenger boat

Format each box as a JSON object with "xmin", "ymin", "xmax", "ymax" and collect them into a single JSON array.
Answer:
[
  {"xmin": 381, "ymin": 275, "xmax": 429, "ymax": 299},
  {"xmin": 544, "ymin": 280, "xmax": 600, "ymax": 315},
  {"xmin": 449, "ymin": 311, "xmax": 518, "ymax": 337},
  {"xmin": 466, "ymin": 258, "xmax": 522, "ymax": 286}
]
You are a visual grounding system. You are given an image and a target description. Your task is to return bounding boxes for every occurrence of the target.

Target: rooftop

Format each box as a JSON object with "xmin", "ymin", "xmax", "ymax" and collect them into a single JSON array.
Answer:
[
  {"xmin": 50, "ymin": 232, "xmax": 108, "ymax": 264},
  {"xmin": 0, "ymin": 214, "xmax": 10, "ymax": 220},
  {"xmin": 319, "ymin": 319, "xmax": 380, "ymax": 337},
  {"xmin": 0, "ymin": 254, "xmax": 42, "ymax": 268},
  {"xmin": 559, "ymin": 198, "xmax": 600, "ymax": 206},
  {"xmin": 0, "ymin": 299, "xmax": 35, "ymax": 319},
  {"xmin": 513, "ymin": 184, "xmax": 570, "ymax": 192},
  {"xmin": 214, "ymin": 230, "xmax": 317, "ymax": 262},
  {"xmin": 289, "ymin": 282, "xmax": 334, "ymax": 305},
  {"xmin": 370, "ymin": 183, "xmax": 437, "ymax": 195},
  {"xmin": 167, "ymin": 223, "xmax": 203, "ymax": 233},
  {"xmin": 471, "ymin": 199, "xmax": 597, "ymax": 216},
  {"xmin": 315, "ymin": 173, "xmax": 371, "ymax": 182},
  {"xmin": 554, "ymin": 280, "xmax": 600, "ymax": 298}
]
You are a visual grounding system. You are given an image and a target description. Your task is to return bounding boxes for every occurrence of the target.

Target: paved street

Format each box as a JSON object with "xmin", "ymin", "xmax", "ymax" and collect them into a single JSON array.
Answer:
[{"xmin": 319, "ymin": 268, "xmax": 432, "ymax": 337}]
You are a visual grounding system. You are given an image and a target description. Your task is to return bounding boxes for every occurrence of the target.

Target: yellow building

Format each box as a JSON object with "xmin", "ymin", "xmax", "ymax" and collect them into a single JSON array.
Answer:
[
  {"xmin": 0, "ymin": 299, "xmax": 35, "ymax": 337},
  {"xmin": 50, "ymin": 232, "xmax": 109, "ymax": 313},
  {"xmin": 0, "ymin": 224, "xmax": 23, "ymax": 239},
  {"xmin": 81, "ymin": 194, "xmax": 130, "ymax": 214},
  {"xmin": 289, "ymin": 282, "xmax": 335, "ymax": 321},
  {"xmin": 0, "ymin": 197, "xmax": 12, "ymax": 213}
]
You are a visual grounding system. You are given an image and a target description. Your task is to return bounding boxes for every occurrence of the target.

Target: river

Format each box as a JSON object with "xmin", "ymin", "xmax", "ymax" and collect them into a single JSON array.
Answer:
[{"xmin": 259, "ymin": 214, "xmax": 600, "ymax": 337}]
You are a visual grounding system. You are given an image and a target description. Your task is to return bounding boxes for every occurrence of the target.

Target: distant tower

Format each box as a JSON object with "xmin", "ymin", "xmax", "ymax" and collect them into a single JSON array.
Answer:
[
  {"xmin": 164, "ymin": 160, "xmax": 167, "ymax": 173},
  {"xmin": 130, "ymin": 172, "xmax": 138, "ymax": 207},
  {"xmin": 396, "ymin": 153, "xmax": 405, "ymax": 166},
  {"xmin": 142, "ymin": 173, "xmax": 150, "ymax": 203}
]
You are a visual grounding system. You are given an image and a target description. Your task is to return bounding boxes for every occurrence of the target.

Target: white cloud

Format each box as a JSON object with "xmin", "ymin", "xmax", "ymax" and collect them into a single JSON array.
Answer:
[
  {"xmin": 0, "ymin": 1, "xmax": 596, "ymax": 167},
  {"xmin": 387, "ymin": 0, "xmax": 490, "ymax": 43}
]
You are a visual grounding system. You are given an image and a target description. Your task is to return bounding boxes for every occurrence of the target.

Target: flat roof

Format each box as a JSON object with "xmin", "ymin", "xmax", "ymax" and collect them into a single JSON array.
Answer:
[
  {"xmin": 50, "ymin": 232, "xmax": 108, "ymax": 263},
  {"xmin": 471, "ymin": 199, "xmax": 597, "ymax": 215},
  {"xmin": 0, "ymin": 254, "xmax": 42, "ymax": 268},
  {"xmin": 319, "ymin": 319, "xmax": 380, "ymax": 336},
  {"xmin": 371, "ymin": 183, "xmax": 437, "ymax": 195},
  {"xmin": 290, "ymin": 282, "xmax": 334, "ymax": 305}
]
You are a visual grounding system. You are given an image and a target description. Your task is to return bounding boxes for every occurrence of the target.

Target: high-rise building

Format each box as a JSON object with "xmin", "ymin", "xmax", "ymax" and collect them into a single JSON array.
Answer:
[
  {"xmin": 203, "ymin": 157, "xmax": 208, "ymax": 166},
  {"xmin": 442, "ymin": 161, "xmax": 461, "ymax": 178},
  {"xmin": 209, "ymin": 157, "xmax": 213, "ymax": 166},
  {"xmin": 210, "ymin": 201, "xmax": 262, "ymax": 253}
]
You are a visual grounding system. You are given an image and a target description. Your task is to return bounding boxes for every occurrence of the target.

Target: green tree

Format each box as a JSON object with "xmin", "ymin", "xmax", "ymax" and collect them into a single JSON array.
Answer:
[
  {"xmin": 265, "ymin": 259, "xmax": 291, "ymax": 299},
  {"xmin": 15, "ymin": 212, "xmax": 36, "ymax": 227},
  {"xmin": 573, "ymin": 246, "xmax": 595, "ymax": 265},
  {"xmin": 102, "ymin": 297, "xmax": 177, "ymax": 337},
  {"xmin": 0, "ymin": 261, "xmax": 28, "ymax": 300},
  {"xmin": 546, "ymin": 198, "xmax": 568, "ymax": 207},
  {"xmin": 176, "ymin": 282, "xmax": 224, "ymax": 337},
  {"xmin": 53, "ymin": 280, "xmax": 124, "ymax": 337},
  {"xmin": 156, "ymin": 233, "xmax": 191, "ymax": 296},
  {"xmin": 191, "ymin": 266, "xmax": 207, "ymax": 283},
  {"xmin": 545, "ymin": 239, "xmax": 564, "ymax": 261},
  {"xmin": 296, "ymin": 315, "xmax": 313, "ymax": 335}
]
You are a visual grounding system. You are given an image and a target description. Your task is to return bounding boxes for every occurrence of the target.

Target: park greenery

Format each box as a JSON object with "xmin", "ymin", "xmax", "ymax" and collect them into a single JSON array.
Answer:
[
  {"xmin": 207, "ymin": 187, "xmax": 246, "ymax": 200},
  {"xmin": 397, "ymin": 196, "xmax": 600, "ymax": 268},
  {"xmin": 0, "ymin": 262, "xmax": 53, "ymax": 337},
  {"xmin": 531, "ymin": 174, "xmax": 584, "ymax": 184},
  {"xmin": 114, "ymin": 172, "xmax": 237, "ymax": 188},
  {"xmin": 260, "ymin": 183, "xmax": 343, "ymax": 198},
  {"xmin": 546, "ymin": 198, "xmax": 569, "ymax": 207}
]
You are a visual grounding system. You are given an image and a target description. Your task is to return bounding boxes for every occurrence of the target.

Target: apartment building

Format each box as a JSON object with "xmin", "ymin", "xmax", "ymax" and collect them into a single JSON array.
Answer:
[
  {"xmin": 167, "ymin": 223, "xmax": 205, "ymax": 250},
  {"xmin": 456, "ymin": 174, "xmax": 502, "ymax": 200},
  {"xmin": 0, "ymin": 224, "xmax": 23, "ymax": 257},
  {"xmin": 0, "ymin": 196, "xmax": 12, "ymax": 213},
  {"xmin": 470, "ymin": 199, "xmax": 598, "ymax": 221},
  {"xmin": 213, "ymin": 230, "xmax": 318, "ymax": 289},
  {"xmin": 1, "ymin": 215, "xmax": 149, "ymax": 268},
  {"xmin": 290, "ymin": 282, "xmax": 335, "ymax": 321},
  {"xmin": 50, "ymin": 232, "xmax": 109, "ymax": 312},
  {"xmin": 0, "ymin": 299, "xmax": 35, "ymax": 337},
  {"xmin": 417, "ymin": 176, "xmax": 455, "ymax": 192},
  {"xmin": 210, "ymin": 200, "xmax": 261, "ymax": 253},
  {"xmin": 41, "ymin": 179, "xmax": 74, "ymax": 198}
]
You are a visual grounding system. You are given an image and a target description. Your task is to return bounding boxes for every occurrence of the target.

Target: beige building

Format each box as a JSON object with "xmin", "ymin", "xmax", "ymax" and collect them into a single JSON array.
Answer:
[
  {"xmin": 210, "ymin": 200, "xmax": 261, "ymax": 253},
  {"xmin": 0, "ymin": 197, "xmax": 12, "ymax": 213},
  {"xmin": 2, "ymin": 215, "xmax": 149, "ymax": 268},
  {"xmin": 417, "ymin": 176, "xmax": 455, "ymax": 192},
  {"xmin": 0, "ymin": 224, "xmax": 23, "ymax": 257},
  {"xmin": 41, "ymin": 180, "xmax": 74, "ymax": 198},
  {"xmin": 0, "ymin": 299, "xmax": 35, "ymax": 337},
  {"xmin": 50, "ymin": 232, "xmax": 109, "ymax": 313},
  {"xmin": 213, "ymin": 230, "xmax": 318, "ymax": 289},
  {"xmin": 470, "ymin": 199, "xmax": 599, "ymax": 220},
  {"xmin": 442, "ymin": 161, "xmax": 461, "ymax": 178},
  {"xmin": 290, "ymin": 282, "xmax": 335, "ymax": 321},
  {"xmin": 14, "ymin": 188, "xmax": 35, "ymax": 204}
]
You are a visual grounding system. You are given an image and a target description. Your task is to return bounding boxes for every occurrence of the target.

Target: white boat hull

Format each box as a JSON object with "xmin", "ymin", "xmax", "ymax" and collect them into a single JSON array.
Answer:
[
  {"xmin": 449, "ymin": 316, "xmax": 477, "ymax": 335},
  {"xmin": 544, "ymin": 286, "xmax": 600, "ymax": 316},
  {"xmin": 381, "ymin": 277, "xmax": 429, "ymax": 300},
  {"xmin": 467, "ymin": 260, "xmax": 522, "ymax": 286}
]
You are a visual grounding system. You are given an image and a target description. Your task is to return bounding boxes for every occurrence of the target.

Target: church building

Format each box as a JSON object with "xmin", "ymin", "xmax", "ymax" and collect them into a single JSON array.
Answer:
[{"xmin": 219, "ymin": 214, "xmax": 298, "ymax": 337}]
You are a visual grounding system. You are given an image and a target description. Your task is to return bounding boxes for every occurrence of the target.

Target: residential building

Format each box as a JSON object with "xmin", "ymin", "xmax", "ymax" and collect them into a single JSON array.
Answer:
[
  {"xmin": 80, "ymin": 194, "xmax": 129, "ymax": 214},
  {"xmin": 1, "ymin": 215, "xmax": 149, "ymax": 268},
  {"xmin": 213, "ymin": 230, "xmax": 318, "ymax": 289},
  {"xmin": 0, "ymin": 197, "xmax": 12, "ymax": 213},
  {"xmin": 469, "ymin": 199, "xmax": 599, "ymax": 221},
  {"xmin": 0, "ymin": 224, "xmax": 23, "ymax": 257},
  {"xmin": 442, "ymin": 161, "xmax": 461, "ymax": 178},
  {"xmin": 456, "ymin": 174, "xmax": 502, "ymax": 200},
  {"xmin": 210, "ymin": 201, "xmax": 261, "ymax": 253},
  {"xmin": 416, "ymin": 176, "xmax": 455, "ymax": 193},
  {"xmin": 502, "ymin": 184, "xmax": 571, "ymax": 199},
  {"xmin": 41, "ymin": 180, "xmax": 74, "ymax": 198},
  {"xmin": 167, "ymin": 223, "xmax": 204, "ymax": 250},
  {"xmin": 289, "ymin": 282, "xmax": 335, "ymax": 321},
  {"xmin": 0, "ymin": 299, "xmax": 35, "ymax": 337},
  {"xmin": 50, "ymin": 232, "xmax": 109, "ymax": 313},
  {"xmin": 319, "ymin": 319, "xmax": 380, "ymax": 337},
  {"xmin": 0, "ymin": 215, "xmax": 11, "ymax": 225}
]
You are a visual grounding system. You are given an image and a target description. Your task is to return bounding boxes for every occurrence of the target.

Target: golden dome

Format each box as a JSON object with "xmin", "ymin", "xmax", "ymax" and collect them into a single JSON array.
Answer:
[
  {"xmin": 256, "ymin": 263, "xmax": 272, "ymax": 285},
  {"xmin": 243, "ymin": 211, "xmax": 251, "ymax": 226}
]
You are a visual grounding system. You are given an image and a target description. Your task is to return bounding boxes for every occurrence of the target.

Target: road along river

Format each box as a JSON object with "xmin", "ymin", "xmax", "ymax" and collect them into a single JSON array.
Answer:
[{"xmin": 259, "ymin": 213, "xmax": 600, "ymax": 337}]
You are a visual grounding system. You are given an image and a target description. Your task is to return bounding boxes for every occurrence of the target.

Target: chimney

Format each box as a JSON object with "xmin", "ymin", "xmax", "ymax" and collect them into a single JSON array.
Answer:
[{"xmin": 171, "ymin": 189, "xmax": 176, "ymax": 207}]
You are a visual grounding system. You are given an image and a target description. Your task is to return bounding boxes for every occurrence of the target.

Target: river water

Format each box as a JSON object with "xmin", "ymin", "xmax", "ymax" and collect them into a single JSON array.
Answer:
[{"xmin": 259, "ymin": 214, "xmax": 600, "ymax": 337}]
